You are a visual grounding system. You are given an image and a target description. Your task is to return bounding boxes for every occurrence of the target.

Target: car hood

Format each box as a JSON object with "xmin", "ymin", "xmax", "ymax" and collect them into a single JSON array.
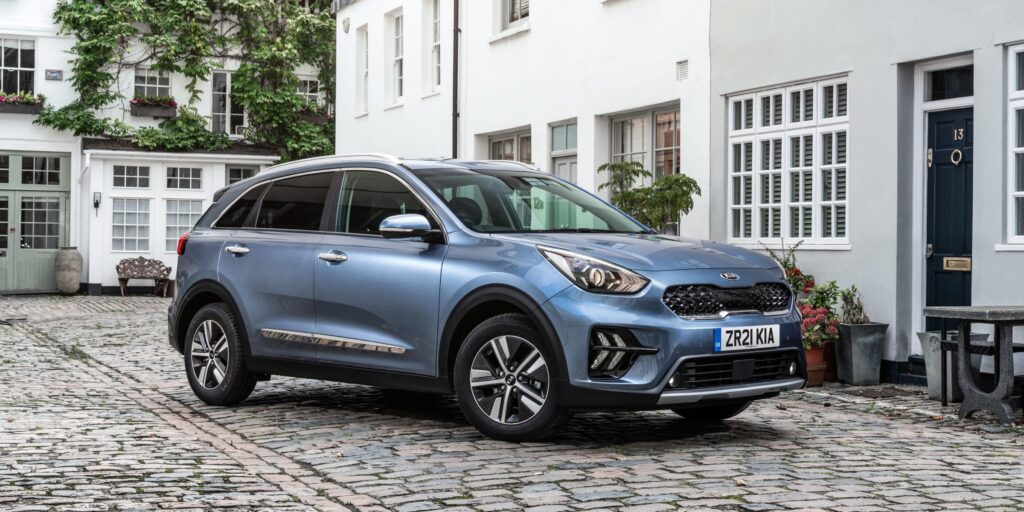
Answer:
[{"xmin": 491, "ymin": 233, "xmax": 780, "ymax": 272}]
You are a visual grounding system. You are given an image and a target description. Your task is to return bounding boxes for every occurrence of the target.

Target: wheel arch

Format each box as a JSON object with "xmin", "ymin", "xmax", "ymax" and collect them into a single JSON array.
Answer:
[
  {"xmin": 438, "ymin": 285, "xmax": 568, "ymax": 392},
  {"xmin": 173, "ymin": 280, "xmax": 249, "ymax": 355}
]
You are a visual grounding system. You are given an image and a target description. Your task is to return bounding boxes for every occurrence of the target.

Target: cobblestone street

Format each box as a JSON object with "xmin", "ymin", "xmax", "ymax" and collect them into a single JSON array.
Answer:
[{"xmin": 0, "ymin": 296, "xmax": 1022, "ymax": 511}]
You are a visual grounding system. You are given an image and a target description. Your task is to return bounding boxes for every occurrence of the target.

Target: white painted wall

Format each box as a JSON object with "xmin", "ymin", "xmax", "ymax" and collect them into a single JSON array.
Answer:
[{"xmin": 335, "ymin": 0, "xmax": 713, "ymax": 237}]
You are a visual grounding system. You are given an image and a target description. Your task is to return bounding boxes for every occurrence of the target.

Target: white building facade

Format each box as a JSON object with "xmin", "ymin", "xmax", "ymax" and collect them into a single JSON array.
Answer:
[
  {"xmin": 335, "ymin": 0, "xmax": 713, "ymax": 238},
  {"xmin": 335, "ymin": 0, "xmax": 1024, "ymax": 378},
  {"xmin": 0, "ymin": 0, "xmax": 320, "ymax": 293}
]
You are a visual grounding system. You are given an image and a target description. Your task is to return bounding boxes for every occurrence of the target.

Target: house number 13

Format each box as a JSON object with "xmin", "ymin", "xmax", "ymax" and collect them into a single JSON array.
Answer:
[{"xmin": 953, "ymin": 128, "xmax": 965, "ymax": 140}]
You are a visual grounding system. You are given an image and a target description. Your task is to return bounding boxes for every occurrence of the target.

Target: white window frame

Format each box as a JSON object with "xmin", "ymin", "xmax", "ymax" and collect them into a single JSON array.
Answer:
[
  {"xmin": 489, "ymin": 130, "xmax": 532, "ymax": 164},
  {"xmin": 0, "ymin": 37, "xmax": 35, "ymax": 94},
  {"xmin": 502, "ymin": 0, "xmax": 529, "ymax": 29},
  {"xmin": 134, "ymin": 68, "xmax": 171, "ymax": 98},
  {"xmin": 429, "ymin": 0, "xmax": 442, "ymax": 92},
  {"xmin": 296, "ymin": 77, "xmax": 321, "ymax": 106},
  {"xmin": 389, "ymin": 10, "xmax": 404, "ymax": 104},
  {"xmin": 550, "ymin": 120, "xmax": 577, "ymax": 158},
  {"xmin": 166, "ymin": 167, "xmax": 203, "ymax": 190},
  {"xmin": 1006, "ymin": 44, "xmax": 1024, "ymax": 245},
  {"xmin": 356, "ymin": 25, "xmax": 369, "ymax": 115},
  {"xmin": 610, "ymin": 107, "xmax": 681, "ymax": 185},
  {"xmin": 112, "ymin": 165, "xmax": 151, "ymax": 189},
  {"xmin": 226, "ymin": 165, "xmax": 259, "ymax": 185},
  {"xmin": 727, "ymin": 77, "xmax": 850, "ymax": 247},
  {"xmin": 164, "ymin": 199, "xmax": 204, "ymax": 252},
  {"xmin": 112, "ymin": 197, "xmax": 151, "ymax": 253},
  {"xmin": 212, "ymin": 71, "xmax": 246, "ymax": 136}
]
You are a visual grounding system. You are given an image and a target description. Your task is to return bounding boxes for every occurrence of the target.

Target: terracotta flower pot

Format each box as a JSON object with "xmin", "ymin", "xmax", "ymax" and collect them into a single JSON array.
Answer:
[{"xmin": 804, "ymin": 345, "xmax": 827, "ymax": 387}]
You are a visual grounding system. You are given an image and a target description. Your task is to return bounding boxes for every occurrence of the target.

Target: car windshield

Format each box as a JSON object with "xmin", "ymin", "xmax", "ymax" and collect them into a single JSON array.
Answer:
[{"xmin": 420, "ymin": 169, "xmax": 649, "ymax": 234}]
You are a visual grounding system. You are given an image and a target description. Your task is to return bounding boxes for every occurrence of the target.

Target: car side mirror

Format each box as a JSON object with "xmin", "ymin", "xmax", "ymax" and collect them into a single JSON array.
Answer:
[{"xmin": 380, "ymin": 214, "xmax": 442, "ymax": 241}]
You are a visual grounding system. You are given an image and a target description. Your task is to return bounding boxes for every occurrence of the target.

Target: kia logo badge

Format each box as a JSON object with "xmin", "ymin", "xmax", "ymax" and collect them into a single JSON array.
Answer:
[{"xmin": 720, "ymin": 272, "xmax": 740, "ymax": 281}]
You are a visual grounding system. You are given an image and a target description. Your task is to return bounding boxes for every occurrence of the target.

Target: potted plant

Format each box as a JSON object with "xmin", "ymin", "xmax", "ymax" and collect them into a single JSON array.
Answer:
[
  {"xmin": 836, "ymin": 285, "xmax": 888, "ymax": 386},
  {"xmin": 597, "ymin": 161, "xmax": 702, "ymax": 234},
  {"xmin": 762, "ymin": 240, "xmax": 816, "ymax": 298},
  {"xmin": 130, "ymin": 96, "xmax": 178, "ymax": 118},
  {"xmin": 0, "ymin": 91, "xmax": 46, "ymax": 115},
  {"xmin": 299, "ymin": 103, "xmax": 331, "ymax": 125},
  {"xmin": 800, "ymin": 282, "xmax": 840, "ymax": 386}
]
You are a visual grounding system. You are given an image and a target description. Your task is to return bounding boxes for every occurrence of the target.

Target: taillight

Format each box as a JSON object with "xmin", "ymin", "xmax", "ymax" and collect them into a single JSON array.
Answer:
[{"xmin": 176, "ymin": 231, "xmax": 190, "ymax": 256}]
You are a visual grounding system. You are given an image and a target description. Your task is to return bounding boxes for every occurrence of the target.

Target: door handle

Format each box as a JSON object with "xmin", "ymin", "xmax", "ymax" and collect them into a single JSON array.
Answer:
[
  {"xmin": 926, "ymin": 243, "xmax": 934, "ymax": 259},
  {"xmin": 225, "ymin": 245, "xmax": 250, "ymax": 255},
  {"xmin": 318, "ymin": 251, "xmax": 348, "ymax": 263}
]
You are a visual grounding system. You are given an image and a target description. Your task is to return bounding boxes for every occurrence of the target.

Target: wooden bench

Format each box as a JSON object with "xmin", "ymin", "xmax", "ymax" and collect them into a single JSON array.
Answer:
[{"xmin": 115, "ymin": 257, "xmax": 172, "ymax": 297}]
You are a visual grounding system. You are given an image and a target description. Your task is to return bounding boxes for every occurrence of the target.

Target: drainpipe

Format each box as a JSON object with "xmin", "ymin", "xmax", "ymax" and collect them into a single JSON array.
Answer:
[{"xmin": 451, "ymin": 0, "xmax": 460, "ymax": 158}]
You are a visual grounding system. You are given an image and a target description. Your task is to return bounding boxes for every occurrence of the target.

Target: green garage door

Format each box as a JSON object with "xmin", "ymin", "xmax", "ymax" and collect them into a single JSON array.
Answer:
[{"xmin": 0, "ymin": 154, "xmax": 71, "ymax": 294}]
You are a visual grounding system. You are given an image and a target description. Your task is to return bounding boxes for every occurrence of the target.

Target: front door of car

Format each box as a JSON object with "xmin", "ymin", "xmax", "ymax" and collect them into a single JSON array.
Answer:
[
  {"xmin": 217, "ymin": 171, "xmax": 337, "ymax": 362},
  {"xmin": 314, "ymin": 169, "xmax": 447, "ymax": 376}
]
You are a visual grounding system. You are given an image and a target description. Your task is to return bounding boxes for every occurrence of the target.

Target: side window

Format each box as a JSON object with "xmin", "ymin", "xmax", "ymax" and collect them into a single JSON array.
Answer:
[
  {"xmin": 215, "ymin": 183, "xmax": 267, "ymax": 228},
  {"xmin": 337, "ymin": 171, "xmax": 432, "ymax": 235},
  {"xmin": 256, "ymin": 172, "xmax": 334, "ymax": 230}
]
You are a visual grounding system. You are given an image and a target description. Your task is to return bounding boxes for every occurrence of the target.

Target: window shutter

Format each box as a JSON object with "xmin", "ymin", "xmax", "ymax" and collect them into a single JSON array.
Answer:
[{"xmin": 837, "ymin": 83, "xmax": 847, "ymax": 116}]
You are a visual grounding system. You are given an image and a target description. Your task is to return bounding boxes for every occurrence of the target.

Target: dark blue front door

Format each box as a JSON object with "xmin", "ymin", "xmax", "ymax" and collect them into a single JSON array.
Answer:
[{"xmin": 925, "ymin": 107, "xmax": 973, "ymax": 332}]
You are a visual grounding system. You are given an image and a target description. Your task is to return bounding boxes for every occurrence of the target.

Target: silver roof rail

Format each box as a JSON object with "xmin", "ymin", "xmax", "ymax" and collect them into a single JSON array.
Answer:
[
  {"xmin": 480, "ymin": 160, "xmax": 541, "ymax": 172},
  {"xmin": 336, "ymin": 152, "xmax": 403, "ymax": 164}
]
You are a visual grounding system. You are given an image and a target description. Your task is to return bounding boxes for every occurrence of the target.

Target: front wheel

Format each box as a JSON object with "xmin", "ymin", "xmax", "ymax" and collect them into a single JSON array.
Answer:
[
  {"xmin": 671, "ymin": 401, "xmax": 751, "ymax": 421},
  {"xmin": 453, "ymin": 313, "xmax": 568, "ymax": 441}
]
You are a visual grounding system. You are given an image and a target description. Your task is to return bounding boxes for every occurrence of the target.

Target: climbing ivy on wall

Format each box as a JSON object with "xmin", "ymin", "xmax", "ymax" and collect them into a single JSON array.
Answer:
[{"xmin": 36, "ymin": 0, "xmax": 336, "ymax": 161}]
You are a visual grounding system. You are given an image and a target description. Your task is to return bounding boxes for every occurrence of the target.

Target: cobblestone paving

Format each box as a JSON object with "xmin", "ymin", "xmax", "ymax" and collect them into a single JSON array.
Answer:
[{"xmin": 1, "ymin": 296, "xmax": 1022, "ymax": 511}]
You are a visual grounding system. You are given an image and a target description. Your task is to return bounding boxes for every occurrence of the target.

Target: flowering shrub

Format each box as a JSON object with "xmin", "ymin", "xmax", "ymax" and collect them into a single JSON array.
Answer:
[
  {"xmin": 761, "ymin": 240, "xmax": 815, "ymax": 294},
  {"xmin": 799, "ymin": 303, "xmax": 839, "ymax": 348},
  {"xmin": 0, "ymin": 91, "xmax": 45, "ymax": 105},
  {"xmin": 130, "ymin": 96, "xmax": 177, "ymax": 108}
]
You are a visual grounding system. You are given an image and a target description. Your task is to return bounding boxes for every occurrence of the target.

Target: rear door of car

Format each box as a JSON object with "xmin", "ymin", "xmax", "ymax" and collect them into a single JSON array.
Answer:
[{"xmin": 216, "ymin": 170, "xmax": 339, "ymax": 362}]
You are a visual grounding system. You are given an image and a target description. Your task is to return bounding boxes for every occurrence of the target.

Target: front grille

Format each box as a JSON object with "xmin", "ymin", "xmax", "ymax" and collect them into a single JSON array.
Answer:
[
  {"xmin": 668, "ymin": 350, "xmax": 799, "ymax": 390},
  {"xmin": 662, "ymin": 283, "xmax": 791, "ymax": 319}
]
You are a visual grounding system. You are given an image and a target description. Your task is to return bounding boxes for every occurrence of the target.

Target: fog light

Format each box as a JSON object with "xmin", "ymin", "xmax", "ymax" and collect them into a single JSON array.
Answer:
[
  {"xmin": 668, "ymin": 373, "xmax": 680, "ymax": 388},
  {"xmin": 789, "ymin": 362, "xmax": 797, "ymax": 375}
]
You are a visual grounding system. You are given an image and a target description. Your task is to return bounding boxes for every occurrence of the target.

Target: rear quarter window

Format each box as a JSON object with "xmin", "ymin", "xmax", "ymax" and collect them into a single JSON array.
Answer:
[{"xmin": 214, "ymin": 183, "xmax": 268, "ymax": 228}]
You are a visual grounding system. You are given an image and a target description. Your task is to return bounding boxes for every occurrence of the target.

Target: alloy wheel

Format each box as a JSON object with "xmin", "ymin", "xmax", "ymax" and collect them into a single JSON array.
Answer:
[
  {"xmin": 190, "ymin": 319, "xmax": 229, "ymax": 389},
  {"xmin": 469, "ymin": 335, "xmax": 549, "ymax": 425}
]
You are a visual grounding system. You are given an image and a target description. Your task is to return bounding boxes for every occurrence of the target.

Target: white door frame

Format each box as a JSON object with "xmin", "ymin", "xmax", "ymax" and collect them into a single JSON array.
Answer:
[{"xmin": 909, "ymin": 54, "xmax": 974, "ymax": 354}]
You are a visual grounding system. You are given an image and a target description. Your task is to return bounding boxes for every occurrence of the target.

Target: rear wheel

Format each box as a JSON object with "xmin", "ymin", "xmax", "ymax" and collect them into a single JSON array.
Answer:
[
  {"xmin": 184, "ymin": 303, "xmax": 256, "ymax": 406},
  {"xmin": 454, "ymin": 313, "xmax": 567, "ymax": 441},
  {"xmin": 671, "ymin": 401, "xmax": 751, "ymax": 421}
]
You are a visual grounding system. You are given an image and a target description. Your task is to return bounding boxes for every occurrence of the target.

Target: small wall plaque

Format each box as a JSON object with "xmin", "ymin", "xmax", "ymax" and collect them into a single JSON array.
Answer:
[{"xmin": 45, "ymin": 70, "xmax": 63, "ymax": 81}]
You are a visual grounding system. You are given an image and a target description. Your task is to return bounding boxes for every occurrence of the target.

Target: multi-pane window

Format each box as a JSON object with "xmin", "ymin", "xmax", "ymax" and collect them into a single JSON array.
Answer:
[
  {"xmin": 166, "ymin": 167, "xmax": 202, "ymax": 189},
  {"xmin": 612, "ymin": 109, "xmax": 681, "ymax": 184},
  {"xmin": 391, "ymin": 12, "xmax": 404, "ymax": 102},
  {"xmin": 551, "ymin": 121, "xmax": 577, "ymax": 155},
  {"xmin": 113, "ymin": 165, "xmax": 150, "ymax": 188},
  {"xmin": 212, "ymin": 72, "xmax": 245, "ymax": 136},
  {"xmin": 490, "ymin": 131, "xmax": 532, "ymax": 164},
  {"xmin": 112, "ymin": 198, "xmax": 150, "ymax": 252},
  {"xmin": 1008, "ymin": 45, "xmax": 1024, "ymax": 243},
  {"xmin": 227, "ymin": 165, "xmax": 258, "ymax": 185},
  {"xmin": 165, "ymin": 199, "xmax": 203, "ymax": 251},
  {"xmin": 356, "ymin": 26, "xmax": 369, "ymax": 113},
  {"xmin": 297, "ymin": 79, "xmax": 321, "ymax": 105},
  {"xmin": 20, "ymin": 197, "xmax": 59, "ymax": 249},
  {"xmin": 1, "ymin": 38, "xmax": 35, "ymax": 94},
  {"xmin": 22, "ymin": 157, "xmax": 60, "ymax": 185},
  {"xmin": 0, "ymin": 155, "xmax": 8, "ymax": 184},
  {"xmin": 728, "ymin": 78, "xmax": 849, "ymax": 243},
  {"xmin": 429, "ymin": 0, "xmax": 441, "ymax": 91},
  {"xmin": 504, "ymin": 0, "xmax": 529, "ymax": 28},
  {"xmin": 134, "ymin": 69, "xmax": 170, "ymax": 98}
]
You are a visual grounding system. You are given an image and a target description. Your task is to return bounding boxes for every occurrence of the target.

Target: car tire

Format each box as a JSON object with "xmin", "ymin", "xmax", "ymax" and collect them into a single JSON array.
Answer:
[
  {"xmin": 671, "ymin": 401, "xmax": 751, "ymax": 421},
  {"xmin": 184, "ymin": 303, "xmax": 256, "ymax": 406},
  {"xmin": 454, "ymin": 313, "xmax": 568, "ymax": 442}
]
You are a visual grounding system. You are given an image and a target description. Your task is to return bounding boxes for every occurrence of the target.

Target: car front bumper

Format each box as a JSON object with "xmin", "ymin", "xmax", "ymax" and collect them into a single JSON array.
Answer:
[{"xmin": 539, "ymin": 267, "xmax": 806, "ymax": 409}]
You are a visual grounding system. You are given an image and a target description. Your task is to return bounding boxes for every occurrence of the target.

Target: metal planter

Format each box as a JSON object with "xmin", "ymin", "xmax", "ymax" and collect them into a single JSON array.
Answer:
[
  {"xmin": 836, "ymin": 323, "xmax": 888, "ymax": 385},
  {"xmin": 0, "ymin": 102, "xmax": 42, "ymax": 115},
  {"xmin": 130, "ymin": 104, "xmax": 177, "ymax": 119}
]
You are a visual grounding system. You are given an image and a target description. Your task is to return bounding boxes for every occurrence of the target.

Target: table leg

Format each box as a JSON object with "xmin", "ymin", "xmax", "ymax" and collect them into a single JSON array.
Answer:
[{"xmin": 957, "ymin": 321, "xmax": 1019, "ymax": 424}]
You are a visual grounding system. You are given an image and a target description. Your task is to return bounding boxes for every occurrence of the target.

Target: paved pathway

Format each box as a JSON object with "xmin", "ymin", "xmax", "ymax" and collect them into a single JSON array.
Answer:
[{"xmin": 0, "ymin": 296, "xmax": 1022, "ymax": 511}]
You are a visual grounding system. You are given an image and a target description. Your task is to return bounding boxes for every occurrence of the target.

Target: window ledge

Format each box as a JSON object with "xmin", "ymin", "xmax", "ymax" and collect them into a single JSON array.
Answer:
[
  {"xmin": 421, "ymin": 90, "xmax": 441, "ymax": 100},
  {"xmin": 731, "ymin": 242, "xmax": 853, "ymax": 252},
  {"xmin": 994, "ymin": 244, "xmax": 1024, "ymax": 252},
  {"xmin": 354, "ymin": 111, "xmax": 369, "ymax": 119},
  {"xmin": 382, "ymin": 102, "xmax": 404, "ymax": 112},
  {"xmin": 489, "ymin": 21, "xmax": 530, "ymax": 44}
]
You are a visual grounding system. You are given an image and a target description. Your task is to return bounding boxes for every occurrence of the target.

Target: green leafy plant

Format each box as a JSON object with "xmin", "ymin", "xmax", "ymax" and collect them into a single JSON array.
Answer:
[
  {"xmin": 761, "ymin": 240, "xmax": 816, "ymax": 294},
  {"xmin": 597, "ymin": 161, "xmax": 650, "ymax": 203},
  {"xmin": 598, "ymin": 161, "xmax": 702, "ymax": 233},
  {"xmin": 839, "ymin": 285, "xmax": 870, "ymax": 324},
  {"xmin": 37, "ymin": 0, "xmax": 336, "ymax": 160},
  {"xmin": 804, "ymin": 280, "xmax": 840, "ymax": 311},
  {"xmin": 0, "ymin": 91, "xmax": 46, "ymax": 105}
]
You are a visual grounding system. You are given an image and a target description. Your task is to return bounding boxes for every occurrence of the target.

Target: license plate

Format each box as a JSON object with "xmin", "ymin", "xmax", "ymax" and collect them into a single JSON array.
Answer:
[{"xmin": 714, "ymin": 324, "xmax": 780, "ymax": 352}]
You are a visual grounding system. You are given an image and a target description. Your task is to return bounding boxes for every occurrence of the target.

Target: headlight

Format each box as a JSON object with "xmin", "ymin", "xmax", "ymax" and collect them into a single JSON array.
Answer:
[{"xmin": 538, "ymin": 246, "xmax": 649, "ymax": 294}]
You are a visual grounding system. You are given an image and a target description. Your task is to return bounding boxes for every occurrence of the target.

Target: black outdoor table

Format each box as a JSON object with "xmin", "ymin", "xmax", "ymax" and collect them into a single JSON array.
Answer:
[{"xmin": 923, "ymin": 306, "xmax": 1024, "ymax": 424}]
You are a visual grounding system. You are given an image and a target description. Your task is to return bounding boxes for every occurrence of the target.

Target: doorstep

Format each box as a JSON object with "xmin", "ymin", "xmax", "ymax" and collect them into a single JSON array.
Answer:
[{"xmin": 785, "ymin": 382, "xmax": 1024, "ymax": 433}]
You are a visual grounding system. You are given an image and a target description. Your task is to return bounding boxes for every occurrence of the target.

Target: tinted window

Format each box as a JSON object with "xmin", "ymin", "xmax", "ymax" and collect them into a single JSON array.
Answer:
[
  {"xmin": 337, "ymin": 171, "xmax": 433, "ymax": 235},
  {"xmin": 215, "ymin": 183, "xmax": 267, "ymax": 228},
  {"xmin": 256, "ymin": 172, "xmax": 334, "ymax": 230}
]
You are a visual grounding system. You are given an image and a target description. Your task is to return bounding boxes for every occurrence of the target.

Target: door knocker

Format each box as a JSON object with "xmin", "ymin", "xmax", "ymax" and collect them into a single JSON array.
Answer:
[{"xmin": 950, "ymin": 149, "xmax": 963, "ymax": 166}]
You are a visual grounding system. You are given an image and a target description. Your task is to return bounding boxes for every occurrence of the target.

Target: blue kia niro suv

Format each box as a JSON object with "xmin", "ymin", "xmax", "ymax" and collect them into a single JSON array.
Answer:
[{"xmin": 168, "ymin": 154, "xmax": 805, "ymax": 441}]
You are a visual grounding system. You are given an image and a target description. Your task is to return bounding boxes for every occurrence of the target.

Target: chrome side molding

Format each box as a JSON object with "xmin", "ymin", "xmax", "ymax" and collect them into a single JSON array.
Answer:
[{"xmin": 259, "ymin": 328, "xmax": 407, "ymax": 354}]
